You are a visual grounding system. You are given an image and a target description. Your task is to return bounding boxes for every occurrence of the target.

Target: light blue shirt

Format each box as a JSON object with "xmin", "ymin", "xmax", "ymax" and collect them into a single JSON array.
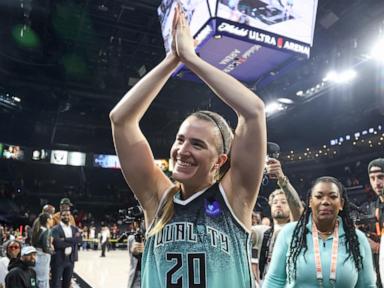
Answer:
[{"xmin": 263, "ymin": 216, "xmax": 376, "ymax": 288}]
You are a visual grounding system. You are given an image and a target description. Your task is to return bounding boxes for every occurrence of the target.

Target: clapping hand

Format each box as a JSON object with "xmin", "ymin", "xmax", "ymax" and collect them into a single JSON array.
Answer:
[{"xmin": 171, "ymin": 4, "xmax": 198, "ymax": 62}]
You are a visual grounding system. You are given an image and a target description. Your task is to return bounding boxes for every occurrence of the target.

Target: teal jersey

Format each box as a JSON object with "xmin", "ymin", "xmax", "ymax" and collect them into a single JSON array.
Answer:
[{"xmin": 142, "ymin": 182, "xmax": 254, "ymax": 288}]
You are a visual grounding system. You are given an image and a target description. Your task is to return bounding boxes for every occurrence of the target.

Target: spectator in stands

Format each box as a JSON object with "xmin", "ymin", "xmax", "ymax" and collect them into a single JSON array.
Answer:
[
  {"xmin": 367, "ymin": 158, "xmax": 384, "ymax": 288},
  {"xmin": 24, "ymin": 225, "xmax": 32, "ymax": 245},
  {"xmin": 251, "ymin": 158, "xmax": 303, "ymax": 285},
  {"xmin": 42, "ymin": 204, "xmax": 55, "ymax": 215},
  {"xmin": 261, "ymin": 217, "xmax": 271, "ymax": 226},
  {"xmin": 31, "ymin": 212, "xmax": 54, "ymax": 288},
  {"xmin": 0, "ymin": 225, "xmax": 5, "ymax": 247},
  {"xmin": 110, "ymin": 223, "xmax": 119, "ymax": 250},
  {"xmin": 127, "ymin": 219, "xmax": 145, "ymax": 288},
  {"xmin": 5, "ymin": 246, "xmax": 37, "ymax": 288},
  {"xmin": 31, "ymin": 204, "xmax": 55, "ymax": 239},
  {"xmin": 89, "ymin": 225, "xmax": 96, "ymax": 250},
  {"xmin": 52, "ymin": 198, "xmax": 76, "ymax": 226},
  {"xmin": 263, "ymin": 176, "xmax": 376, "ymax": 287},
  {"xmin": 80, "ymin": 226, "xmax": 89, "ymax": 250},
  {"xmin": 0, "ymin": 239, "xmax": 22, "ymax": 288},
  {"xmin": 51, "ymin": 210, "xmax": 82, "ymax": 288},
  {"xmin": 100, "ymin": 225, "xmax": 110, "ymax": 257},
  {"xmin": 252, "ymin": 211, "xmax": 262, "ymax": 225}
]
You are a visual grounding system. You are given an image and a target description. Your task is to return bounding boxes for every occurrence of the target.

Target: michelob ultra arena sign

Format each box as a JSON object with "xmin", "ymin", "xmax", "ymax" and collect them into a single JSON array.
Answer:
[{"xmin": 158, "ymin": 0, "xmax": 318, "ymax": 83}]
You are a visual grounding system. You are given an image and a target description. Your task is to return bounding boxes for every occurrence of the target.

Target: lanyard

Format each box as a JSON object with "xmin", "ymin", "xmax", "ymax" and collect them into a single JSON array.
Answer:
[{"xmin": 312, "ymin": 220, "xmax": 339, "ymax": 288}]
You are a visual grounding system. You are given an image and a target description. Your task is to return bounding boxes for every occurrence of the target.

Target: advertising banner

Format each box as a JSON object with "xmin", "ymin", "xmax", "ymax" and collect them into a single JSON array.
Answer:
[{"xmin": 158, "ymin": 0, "xmax": 318, "ymax": 83}]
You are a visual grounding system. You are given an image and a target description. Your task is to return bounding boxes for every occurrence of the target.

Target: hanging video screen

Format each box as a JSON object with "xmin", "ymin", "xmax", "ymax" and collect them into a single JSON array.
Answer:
[
  {"xmin": 158, "ymin": 0, "xmax": 212, "ymax": 53},
  {"xmin": 217, "ymin": 0, "xmax": 317, "ymax": 45},
  {"xmin": 2, "ymin": 145, "xmax": 24, "ymax": 160},
  {"xmin": 93, "ymin": 154, "xmax": 121, "ymax": 169},
  {"xmin": 68, "ymin": 152, "xmax": 86, "ymax": 166},
  {"xmin": 50, "ymin": 150, "xmax": 68, "ymax": 165},
  {"xmin": 32, "ymin": 149, "xmax": 50, "ymax": 161}
]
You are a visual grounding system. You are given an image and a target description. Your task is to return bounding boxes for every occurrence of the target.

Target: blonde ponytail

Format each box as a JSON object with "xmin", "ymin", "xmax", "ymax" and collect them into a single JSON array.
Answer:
[{"xmin": 148, "ymin": 184, "xmax": 180, "ymax": 237}]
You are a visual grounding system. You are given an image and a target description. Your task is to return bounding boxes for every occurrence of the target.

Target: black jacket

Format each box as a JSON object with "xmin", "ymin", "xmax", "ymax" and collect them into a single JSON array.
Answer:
[
  {"xmin": 51, "ymin": 224, "xmax": 82, "ymax": 264},
  {"xmin": 5, "ymin": 259, "xmax": 37, "ymax": 288}
]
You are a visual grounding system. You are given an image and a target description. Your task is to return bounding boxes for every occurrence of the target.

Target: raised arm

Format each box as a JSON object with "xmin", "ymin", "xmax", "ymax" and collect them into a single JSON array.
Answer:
[
  {"xmin": 266, "ymin": 158, "xmax": 304, "ymax": 220},
  {"xmin": 174, "ymin": 6, "xmax": 266, "ymax": 226},
  {"xmin": 109, "ymin": 52, "xmax": 179, "ymax": 222}
]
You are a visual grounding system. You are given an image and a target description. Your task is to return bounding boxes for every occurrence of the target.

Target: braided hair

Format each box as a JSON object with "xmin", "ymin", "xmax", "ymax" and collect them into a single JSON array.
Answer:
[{"xmin": 286, "ymin": 176, "xmax": 363, "ymax": 283}]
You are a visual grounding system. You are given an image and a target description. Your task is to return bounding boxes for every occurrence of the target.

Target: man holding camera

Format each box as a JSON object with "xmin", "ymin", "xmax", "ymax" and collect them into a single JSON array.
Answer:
[
  {"xmin": 127, "ymin": 218, "xmax": 144, "ymax": 288},
  {"xmin": 251, "ymin": 158, "xmax": 303, "ymax": 285}
]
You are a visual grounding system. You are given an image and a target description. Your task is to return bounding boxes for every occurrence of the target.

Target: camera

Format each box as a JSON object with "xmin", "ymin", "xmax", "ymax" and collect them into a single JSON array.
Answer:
[
  {"xmin": 267, "ymin": 142, "xmax": 280, "ymax": 160},
  {"xmin": 119, "ymin": 205, "xmax": 145, "ymax": 245},
  {"xmin": 262, "ymin": 142, "xmax": 281, "ymax": 185},
  {"xmin": 134, "ymin": 230, "xmax": 144, "ymax": 243},
  {"xmin": 118, "ymin": 206, "xmax": 144, "ymax": 223}
]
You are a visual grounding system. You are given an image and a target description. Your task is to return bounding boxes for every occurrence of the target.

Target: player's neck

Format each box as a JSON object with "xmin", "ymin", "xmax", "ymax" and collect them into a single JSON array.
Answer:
[{"xmin": 180, "ymin": 182, "xmax": 212, "ymax": 200}]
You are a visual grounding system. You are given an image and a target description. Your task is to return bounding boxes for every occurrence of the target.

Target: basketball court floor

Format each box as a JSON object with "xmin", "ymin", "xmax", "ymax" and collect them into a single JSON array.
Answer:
[{"xmin": 74, "ymin": 250, "xmax": 129, "ymax": 288}]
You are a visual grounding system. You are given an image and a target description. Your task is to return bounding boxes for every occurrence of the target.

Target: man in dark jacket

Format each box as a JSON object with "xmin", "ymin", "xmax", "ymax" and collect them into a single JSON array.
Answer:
[
  {"xmin": 51, "ymin": 210, "xmax": 82, "ymax": 288},
  {"xmin": 5, "ymin": 246, "xmax": 37, "ymax": 288}
]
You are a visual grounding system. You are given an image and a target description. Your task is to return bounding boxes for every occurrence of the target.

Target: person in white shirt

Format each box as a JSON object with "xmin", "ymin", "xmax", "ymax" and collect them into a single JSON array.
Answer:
[{"xmin": 100, "ymin": 226, "xmax": 110, "ymax": 257}]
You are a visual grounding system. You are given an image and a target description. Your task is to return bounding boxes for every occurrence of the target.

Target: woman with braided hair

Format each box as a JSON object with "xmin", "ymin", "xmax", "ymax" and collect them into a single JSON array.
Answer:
[
  {"xmin": 110, "ymin": 4, "xmax": 266, "ymax": 288},
  {"xmin": 263, "ymin": 176, "xmax": 376, "ymax": 288}
]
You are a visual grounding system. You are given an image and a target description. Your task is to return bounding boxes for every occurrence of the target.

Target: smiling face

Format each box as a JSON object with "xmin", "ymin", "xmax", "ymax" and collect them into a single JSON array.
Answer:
[
  {"xmin": 310, "ymin": 181, "xmax": 344, "ymax": 224},
  {"xmin": 61, "ymin": 210, "xmax": 71, "ymax": 225},
  {"xmin": 170, "ymin": 116, "xmax": 227, "ymax": 189}
]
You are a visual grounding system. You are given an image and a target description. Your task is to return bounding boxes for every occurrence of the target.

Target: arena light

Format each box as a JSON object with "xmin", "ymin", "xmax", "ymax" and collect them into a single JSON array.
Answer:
[
  {"xmin": 324, "ymin": 69, "xmax": 357, "ymax": 83},
  {"xmin": 265, "ymin": 102, "xmax": 285, "ymax": 116},
  {"xmin": 370, "ymin": 38, "xmax": 384, "ymax": 62},
  {"xmin": 12, "ymin": 96, "xmax": 21, "ymax": 103},
  {"xmin": 296, "ymin": 90, "xmax": 304, "ymax": 97},
  {"xmin": 330, "ymin": 139, "xmax": 337, "ymax": 146},
  {"xmin": 277, "ymin": 98, "xmax": 294, "ymax": 104}
]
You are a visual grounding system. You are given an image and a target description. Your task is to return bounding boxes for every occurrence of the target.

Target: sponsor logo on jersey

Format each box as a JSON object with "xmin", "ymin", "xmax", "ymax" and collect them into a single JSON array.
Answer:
[{"xmin": 155, "ymin": 222, "xmax": 230, "ymax": 254}]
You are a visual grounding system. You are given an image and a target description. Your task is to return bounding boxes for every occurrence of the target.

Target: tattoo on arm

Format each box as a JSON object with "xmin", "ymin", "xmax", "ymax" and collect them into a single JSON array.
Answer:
[{"xmin": 282, "ymin": 182, "xmax": 303, "ymax": 221}]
